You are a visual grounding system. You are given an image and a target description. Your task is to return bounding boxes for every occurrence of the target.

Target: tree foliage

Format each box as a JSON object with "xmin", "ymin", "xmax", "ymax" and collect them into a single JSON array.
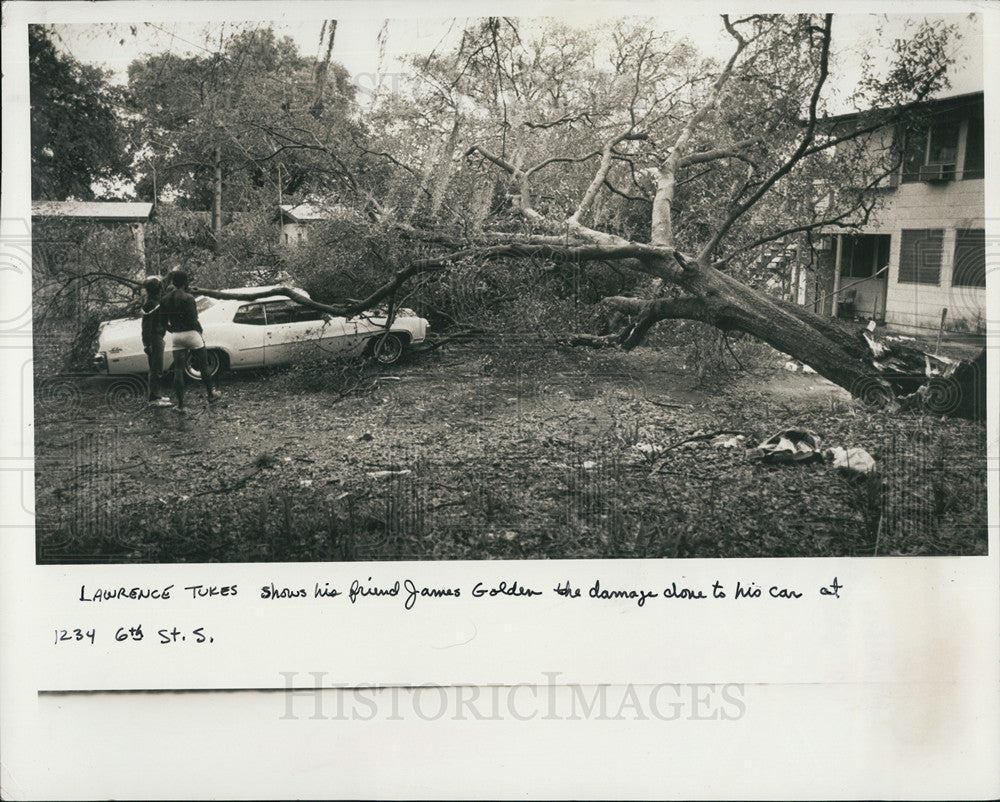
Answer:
[
  {"xmin": 29, "ymin": 25, "xmax": 132, "ymax": 200},
  {"xmin": 34, "ymin": 15, "xmax": 983, "ymax": 417},
  {"xmin": 330, "ymin": 14, "xmax": 980, "ymax": 417},
  {"xmin": 126, "ymin": 26, "xmax": 362, "ymax": 214}
]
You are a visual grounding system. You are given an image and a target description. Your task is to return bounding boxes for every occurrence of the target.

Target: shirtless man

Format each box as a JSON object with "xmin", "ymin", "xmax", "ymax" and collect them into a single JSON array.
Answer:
[{"xmin": 159, "ymin": 269, "xmax": 221, "ymax": 411}]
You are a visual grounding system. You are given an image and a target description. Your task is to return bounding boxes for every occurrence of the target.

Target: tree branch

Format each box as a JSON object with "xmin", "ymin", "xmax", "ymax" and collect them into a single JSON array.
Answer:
[
  {"xmin": 720, "ymin": 153, "xmax": 899, "ymax": 261},
  {"xmin": 650, "ymin": 14, "xmax": 749, "ymax": 247},
  {"xmin": 465, "ymin": 143, "xmax": 520, "ymax": 177},
  {"xmin": 347, "ymin": 241, "xmax": 671, "ymax": 314},
  {"xmin": 524, "ymin": 150, "xmax": 602, "ymax": 177},
  {"xmin": 699, "ymin": 14, "xmax": 833, "ymax": 260},
  {"xmin": 602, "ymin": 295, "xmax": 708, "ymax": 349},
  {"xmin": 523, "ymin": 112, "xmax": 593, "ymax": 130},
  {"xmin": 678, "ymin": 138, "xmax": 758, "ymax": 167},
  {"xmin": 191, "ymin": 286, "xmax": 355, "ymax": 315},
  {"xmin": 569, "ymin": 133, "xmax": 647, "ymax": 226}
]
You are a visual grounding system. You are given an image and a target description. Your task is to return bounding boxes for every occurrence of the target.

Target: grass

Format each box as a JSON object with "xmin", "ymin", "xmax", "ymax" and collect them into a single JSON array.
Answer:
[{"xmin": 34, "ymin": 339, "xmax": 988, "ymax": 563}]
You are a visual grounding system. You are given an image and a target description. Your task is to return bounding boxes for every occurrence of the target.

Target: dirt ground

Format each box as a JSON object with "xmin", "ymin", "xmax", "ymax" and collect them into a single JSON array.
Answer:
[{"xmin": 33, "ymin": 340, "xmax": 987, "ymax": 563}]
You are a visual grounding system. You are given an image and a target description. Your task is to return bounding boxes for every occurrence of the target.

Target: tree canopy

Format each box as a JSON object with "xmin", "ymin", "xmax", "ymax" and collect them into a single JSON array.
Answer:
[
  {"xmin": 34, "ymin": 15, "xmax": 983, "ymax": 417},
  {"xmin": 29, "ymin": 25, "xmax": 132, "ymax": 200},
  {"xmin": 126, "ymin": 25, "xmax": 362, "ymax": 219}
]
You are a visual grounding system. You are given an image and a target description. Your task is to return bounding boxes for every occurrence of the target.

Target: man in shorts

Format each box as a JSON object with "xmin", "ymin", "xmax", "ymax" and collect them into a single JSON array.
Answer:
[
  {"xmin": 140, "ymin": 276, "xmax": 172, "ymax": 407},
  {"xmin": 159, "ymin": 269, "xmax": 221, "ymax": 412}
]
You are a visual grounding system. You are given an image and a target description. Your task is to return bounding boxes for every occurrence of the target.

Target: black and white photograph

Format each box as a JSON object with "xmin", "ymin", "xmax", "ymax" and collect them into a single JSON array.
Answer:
[
  {"xmin": 2, "ymin": 2, "xmax": 998, "ymax": 799},
  {"xmin": 28, "ymin": 9, "xmax": 988, "ymax": 564}
]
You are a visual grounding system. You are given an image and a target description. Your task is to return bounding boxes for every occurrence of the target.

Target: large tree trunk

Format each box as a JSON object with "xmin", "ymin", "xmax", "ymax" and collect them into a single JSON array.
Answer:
[
  {"xmin": 429, "ymin": 116, "xmax": 462, "ymax": 219},
  {"xmin": 311, "ymin": 20, "xmax": 337, "ymax": 116},
  {"xmin": 613, "ymin": 257, "xmax": 985, "ymax": 419}
]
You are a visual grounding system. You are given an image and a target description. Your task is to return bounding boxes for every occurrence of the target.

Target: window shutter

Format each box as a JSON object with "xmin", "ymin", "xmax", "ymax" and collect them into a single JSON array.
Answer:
[
  {"xmin": 952, "ymin": 229, "xmax": 985, "ymax": 287},
  {"xmin": 898, "ymin": 229, "xmax": 943, "ymax": 285}
]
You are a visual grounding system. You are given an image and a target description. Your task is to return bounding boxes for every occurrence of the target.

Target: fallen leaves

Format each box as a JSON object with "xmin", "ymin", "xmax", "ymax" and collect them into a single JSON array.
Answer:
[{"xmin": 33, "ymin": 345, "xmax": 987, "ymax": 562}]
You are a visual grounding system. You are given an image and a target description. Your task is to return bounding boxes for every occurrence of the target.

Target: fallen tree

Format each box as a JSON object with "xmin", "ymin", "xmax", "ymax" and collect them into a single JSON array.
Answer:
[
  {"xmin": 188, "ymin": 14, "xmax": 983, "ymax": 418},
  {"xmin": 50, "ymin": 15, "xmax": 979, "ymax": 418}
]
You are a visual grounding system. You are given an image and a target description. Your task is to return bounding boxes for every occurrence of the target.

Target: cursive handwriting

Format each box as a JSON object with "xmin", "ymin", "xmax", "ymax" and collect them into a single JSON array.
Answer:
[
  {"xmin": 471, "ymin": 580, "xmax": 542, "ymax": 599},
  {"xmin": 349, "ymin": 578, "xmax": 400, "ymax": 604},
  {"xmin": 404, "ymin": 579, "xmax": 460, "ymax": 610},
  {"xmin": 589, "ymin": 579, "xmax": 658, "ymax": 607}
]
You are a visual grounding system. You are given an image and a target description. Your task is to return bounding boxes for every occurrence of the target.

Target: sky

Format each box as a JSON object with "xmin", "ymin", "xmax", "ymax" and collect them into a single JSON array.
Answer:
[{"xmin": 46, "ymin": 11, "xmax": 984, "ymax": 115}]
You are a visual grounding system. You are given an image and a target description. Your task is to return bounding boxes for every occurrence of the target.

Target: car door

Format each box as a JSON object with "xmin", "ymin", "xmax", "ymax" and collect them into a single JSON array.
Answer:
[
  {"xmin": 226, "ymin": 302, "xmax": 269, "ymax": 368},
  {"xmin": 262, "ymin": 300, "xmax": 349, "ymax": 366}
]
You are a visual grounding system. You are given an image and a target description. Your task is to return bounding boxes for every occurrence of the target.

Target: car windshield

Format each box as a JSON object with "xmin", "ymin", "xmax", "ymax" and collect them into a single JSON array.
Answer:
[{"xmin": 195, "ymin": 296, "xmax": 215, "ymax": 312}]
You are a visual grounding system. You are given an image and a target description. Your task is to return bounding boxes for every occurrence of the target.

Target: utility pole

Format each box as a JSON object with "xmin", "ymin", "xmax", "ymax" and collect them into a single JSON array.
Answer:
[{"xmin": 212, "ymin": 146, "xmax": 223, "ymax": 251}]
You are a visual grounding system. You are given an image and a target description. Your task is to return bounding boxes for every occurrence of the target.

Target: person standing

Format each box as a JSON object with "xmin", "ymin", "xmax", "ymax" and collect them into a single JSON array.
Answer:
[
  {"xmin": 140, "ymin": 276, "xmax": 172, "ymax": 407},
  {"xmin": 159, "ymin": 269, "xmax": 221, "ymax": 412}
]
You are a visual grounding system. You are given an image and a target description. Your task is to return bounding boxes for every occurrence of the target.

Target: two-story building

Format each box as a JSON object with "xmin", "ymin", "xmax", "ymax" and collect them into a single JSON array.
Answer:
[{"xmin": 812, "ymin": 91, "xmax": 985, "ymax": 335}]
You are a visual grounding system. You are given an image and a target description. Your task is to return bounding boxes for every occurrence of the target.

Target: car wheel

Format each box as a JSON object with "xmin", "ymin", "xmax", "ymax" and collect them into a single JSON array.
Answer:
[
  {"xmin": 369, "ymin": 333, "xmax": 406, "ymax": 365},
  {"xmin": 184, "ymin": 349, "xmax": 224, "ymax": 381}
]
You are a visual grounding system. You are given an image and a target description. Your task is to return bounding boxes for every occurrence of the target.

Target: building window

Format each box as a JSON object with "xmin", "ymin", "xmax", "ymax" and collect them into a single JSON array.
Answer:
[
  {"xmin": 840, "ymin": 234, "xmax": 891, "ymax": 278},
  {"xmin": 952, "ymin": 229, "xmax": 986, "ymax": 287},
  {"xmin": 963, "ymin": 111, "xmax": 984, "ymax": 180},
  {"xmin": 898, "ymin": 229, "xmax": 943, "ymax": 285},
  {"xmin": 901, "ymin": 115, "xmax": 962, "ymax": 183},
  {"xmin": 927, "ymin": 118, "xmax": 960, "ymax": 164}
]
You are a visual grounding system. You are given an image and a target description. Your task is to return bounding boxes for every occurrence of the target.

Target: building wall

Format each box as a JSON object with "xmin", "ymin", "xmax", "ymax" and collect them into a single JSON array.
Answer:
[
  {"xmin": 281, "ymin": 222, "xmax": 308, "ymax": 246},
  {"xmin": 843, "ymin": 276, "xmax": 886, "ymax": 321},
  {"xmin": 878, "ymin": 177, "xmax": 985, "ymax": 333}
]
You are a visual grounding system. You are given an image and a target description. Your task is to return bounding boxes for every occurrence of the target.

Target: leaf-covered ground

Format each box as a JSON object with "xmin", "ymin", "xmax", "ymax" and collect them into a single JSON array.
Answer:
[{"xmin": 34, "ymin": 341, "xmax": 987, "ymax": 563}]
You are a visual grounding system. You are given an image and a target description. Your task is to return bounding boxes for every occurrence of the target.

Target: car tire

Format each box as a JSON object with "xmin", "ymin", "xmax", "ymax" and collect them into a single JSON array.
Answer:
[
  {"xmin": 184, "ymin": 349, "xmax": 224, "ymax": 381},
  {"xmin": 368, "ymin": 333, "xmax": 407, "ymax": 365}
]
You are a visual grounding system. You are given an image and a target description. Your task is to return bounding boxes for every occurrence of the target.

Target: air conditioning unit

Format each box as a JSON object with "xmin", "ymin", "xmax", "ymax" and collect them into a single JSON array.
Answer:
[{"xmin": 918, "ymin": 163, "xmax": 955, "ymax": 182}]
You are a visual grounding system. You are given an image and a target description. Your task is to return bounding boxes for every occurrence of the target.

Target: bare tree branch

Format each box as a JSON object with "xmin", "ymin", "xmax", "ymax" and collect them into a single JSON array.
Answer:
[
  {"xmin": 650, "ymin": 13, "xmax": 750, "ymax": 247},
  {"xmin": 720, "ymin": 152, "xmax": 901, "ymax": 262},
  {"xmin": 678, "ymin": 138, "xmax": 759, "ymax": 167},
  {"xmin": 699, "ymin": 14, "xmax": 833, "ymax": 260},
  {"xmin": 524, "ymin": 150, "xmax": 602, "ymax": 176},
  {"xmin": 523, "ymin": 112, "xmax": 593, "ymax": 129},
  {"xmin": 569, "ymin": 133, "xmax": 647, "ymax": 226}
]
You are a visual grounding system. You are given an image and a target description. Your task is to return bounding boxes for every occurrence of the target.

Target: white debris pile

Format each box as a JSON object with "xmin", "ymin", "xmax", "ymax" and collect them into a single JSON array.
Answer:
[
  {"xmin": 824, "ymin": 446, "xmax": 877, "ymax": 476},
  {"xmin": 711, "ymin": 433, "xmax": 746, "ymax": 448},
  {"xmin": 756, "ymin": 429, "xmax": 823, "ymax": 463},
  {"xmin": 755, "ymin": 429, "xmax": 877, "ymax": 475}
]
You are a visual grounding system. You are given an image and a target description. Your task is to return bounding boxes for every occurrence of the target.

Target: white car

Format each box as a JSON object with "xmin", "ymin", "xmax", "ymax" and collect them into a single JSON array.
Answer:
[{"xmin": 93, "ymin": 287, "xmax": 429, "ymax": 379}]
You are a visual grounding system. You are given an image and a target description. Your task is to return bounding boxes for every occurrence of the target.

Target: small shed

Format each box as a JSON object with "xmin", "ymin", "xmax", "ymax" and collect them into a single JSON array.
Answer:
[
  {"xmin": 31, "ymin": 201, "xmax": 154, "ymax": 273},
  {"xmin": 277, "ymin": 202, "xmax": 362, "ymax": 246}
]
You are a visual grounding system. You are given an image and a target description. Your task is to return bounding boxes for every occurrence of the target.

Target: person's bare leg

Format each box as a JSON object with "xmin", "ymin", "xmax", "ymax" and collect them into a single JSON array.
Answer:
[
  {"xmin": 191, "ymin": 346, "xmax": 216, "ymax": 399},
  {"xmin": 173, "ymin": 349, "xmax": 187, "ymax": 410}
]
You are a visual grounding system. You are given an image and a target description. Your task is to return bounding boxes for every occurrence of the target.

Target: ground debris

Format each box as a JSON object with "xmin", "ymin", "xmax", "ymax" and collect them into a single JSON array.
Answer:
[
  {"xmin": 824, "ymin": 446, "xmax": 877, "ymax": 476},
  {"xmin": 711, "ymin": 433, "xmax": 746, "ymax": 448},
  {"xmin": 366, "ymin": 469, "xmax": 413, "ymax": 480},
  {"xmin": 756, "ymin": 429, "xmax": 822, "ymax": 463}
]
